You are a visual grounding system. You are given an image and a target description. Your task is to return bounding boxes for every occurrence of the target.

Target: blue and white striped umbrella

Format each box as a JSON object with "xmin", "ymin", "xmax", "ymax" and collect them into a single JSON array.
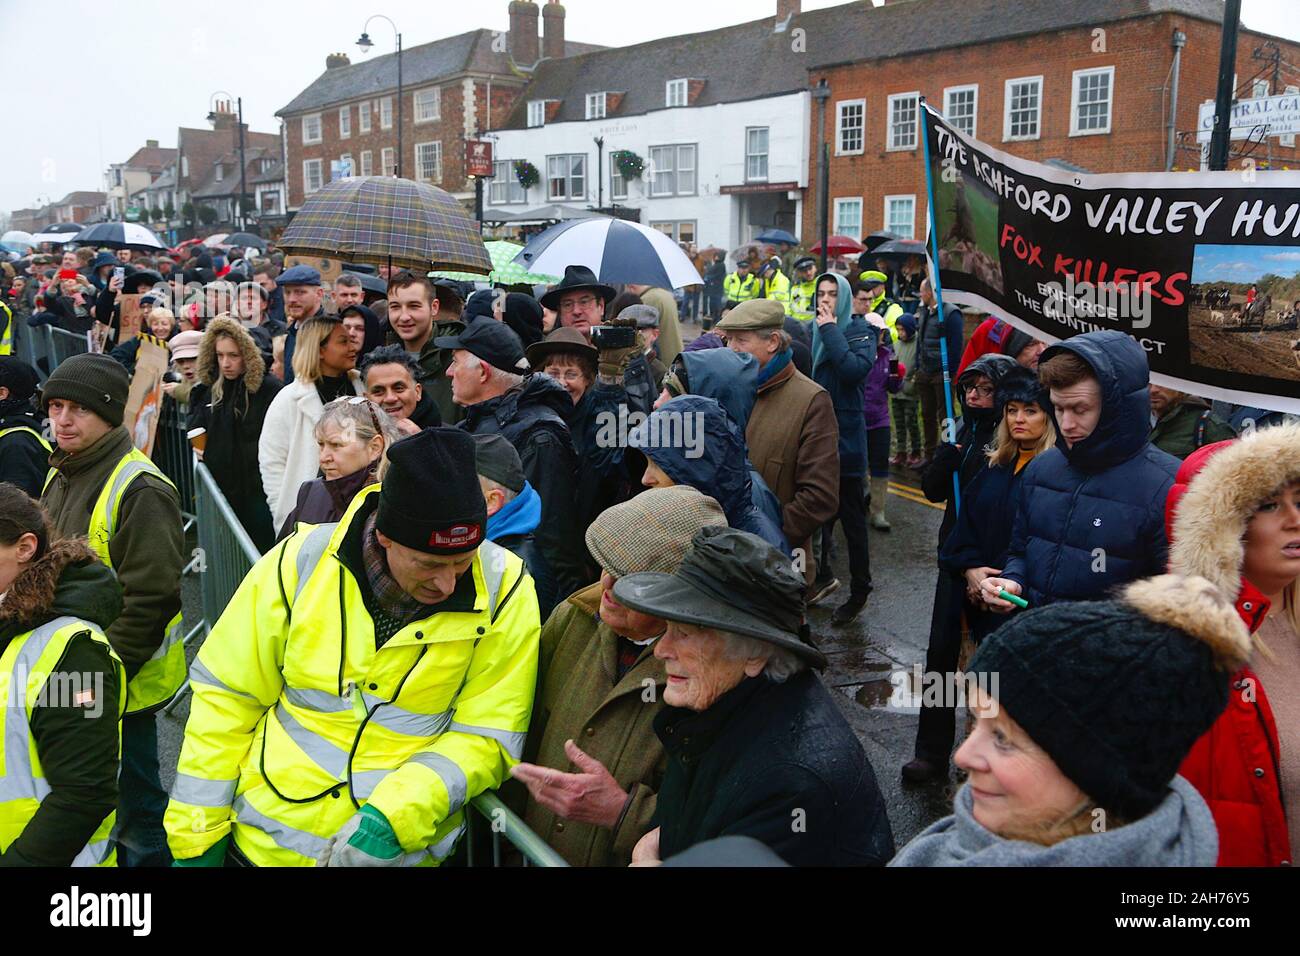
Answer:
[
  {"xmin": 513, "ymin": 217, "xmax": 702, "ymax": 290},
  {"xmin": 72, "ymin": 221, "xmax": 166, "ymax": 251}
]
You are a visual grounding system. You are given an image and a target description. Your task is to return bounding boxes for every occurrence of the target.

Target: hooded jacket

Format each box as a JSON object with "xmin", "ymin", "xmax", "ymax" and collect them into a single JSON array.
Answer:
[
  {"xmin": 459, "ymin": 373, "xmax": 586, "ymax": 616},
  {"xmin": 486, "ymin": 481, "xmax": 544, "ymax": 600},
  {"xmin": 678, "ymin": 348, "xmax": 759, "ymax": 431},
  {"xmin": 890, "ymin": 776, "xmax": 1217, "ymax": 867},
  {"xmin": 0, "ymin": 539, "xmax": 123, "ymax": 867},
  {"xmin": 189, "ymin": 317, "xmax": 283, "ymax": 553},
  {"xmin": 1167, "ymin": 423, "xmax": 1300, "ymax": 867},
  {"xmin": 811, "ymin": 272, "xmax": 879, "ymax": 477},
  {"xmin": 631, "ymin": 395, "xmax": 788, "ymax": 554},
  {"xmin": 1002, "ymin": 332, "xmax": 1179, "ymax": 606},
  {"xmin": 921, "ymin": 353, "xmax": 1019, "ymax": 551}
]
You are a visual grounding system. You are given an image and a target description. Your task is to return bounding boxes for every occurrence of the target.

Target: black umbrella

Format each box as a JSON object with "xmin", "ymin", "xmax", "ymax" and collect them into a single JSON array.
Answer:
[
  {"xmin": 872, "ymin": 238, "xmax": 927, "ymax": 259},
  {"xmin": 72, "ymin": 221, "xmax": 166, "ymax": 251},
  {"xmin": 32, "ymin": 222, "xmax": 85, "ymax": 245},
  {"xmin": 224, "ymin": 231, "xmax": 267, "ymax": 250},
  {"xmin": 862, "ymin": 230, "xmax": 898, "ymax": 253}
]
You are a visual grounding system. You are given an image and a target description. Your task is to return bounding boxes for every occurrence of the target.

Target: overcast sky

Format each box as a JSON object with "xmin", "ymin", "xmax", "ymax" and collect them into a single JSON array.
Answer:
[{"xmin": 4, "ymin": 0, "xmax": 1298, "ymax": 217}]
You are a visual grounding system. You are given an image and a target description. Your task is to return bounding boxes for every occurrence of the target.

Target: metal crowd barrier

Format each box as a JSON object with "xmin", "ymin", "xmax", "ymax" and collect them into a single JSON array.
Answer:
[
  {"xmin": 153, "ymin": 399, "xmax": 197, "ymax": 531},
  {"xmin": 15, "ymin": 323, "xmax": 53, "ymax": 382},
  {"xmin": 172, "ymin": 460, "xmax": 565, "ymax": 867},
  {"xmin": 47, "ymin": 325, "xmax": 90, "ymax": 367}
]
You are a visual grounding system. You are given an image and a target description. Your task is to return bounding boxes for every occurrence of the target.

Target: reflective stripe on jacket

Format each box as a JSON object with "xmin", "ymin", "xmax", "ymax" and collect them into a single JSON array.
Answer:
[
  {"xmin": 0, "ymin": 426, "xmax": 51, "ymax": 453},
  {"xmin": 0, "ymin": 302, "xmax": 12, "ymax": 355},
  {"xmin": 42, "ymin": 449, "xmax": 186, "ymax": 713},
  {"xmin": 164, "ymin": 485, "xmax": 541, "ymax": 866},
  {"xmin": 723, "ymin": 273, "xmax": 758, "ymax": 302},
  {"xmin": 0, "ymin": 616, "xmax": 125, "ymax": 866}
]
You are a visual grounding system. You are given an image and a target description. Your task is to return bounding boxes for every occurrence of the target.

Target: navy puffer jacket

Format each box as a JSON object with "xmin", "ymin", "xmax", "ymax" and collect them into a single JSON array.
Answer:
[
  {"xmin": 1001, "ymin": 331, "xmax": 1179, "ymax": 606},
  {"xmin": 631, "ymin": 395, "xmax": 788, "ymax": 553}
]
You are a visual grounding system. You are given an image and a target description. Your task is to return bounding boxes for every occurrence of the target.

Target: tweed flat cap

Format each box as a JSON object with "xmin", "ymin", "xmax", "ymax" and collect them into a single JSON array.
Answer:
[{"xmin": 585, "ymin": 486, "xmax": 726, "ymax": 578}]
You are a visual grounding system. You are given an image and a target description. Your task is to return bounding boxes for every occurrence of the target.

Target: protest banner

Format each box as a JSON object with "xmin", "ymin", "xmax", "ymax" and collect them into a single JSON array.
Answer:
[
  {"xmin": 118, "ymin": 292, "xmax": 144, "ymax": 341},
  {"xmin": 284, "ymin": 254, "xmax": 343, "ymax": 283},
  {"xmin": 923, "ymin": 102, "xmax": 1300, "ymax": 414},
  {"xmin": 124, "ymin": 333, "xmax": 169, "ymax": 457}
]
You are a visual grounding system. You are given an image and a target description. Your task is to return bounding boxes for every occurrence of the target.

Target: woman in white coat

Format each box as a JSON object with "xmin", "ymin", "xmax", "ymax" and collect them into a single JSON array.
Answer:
[{"xmin": 258, "ymin": 316, "xmax": 362, "ymax": 530}]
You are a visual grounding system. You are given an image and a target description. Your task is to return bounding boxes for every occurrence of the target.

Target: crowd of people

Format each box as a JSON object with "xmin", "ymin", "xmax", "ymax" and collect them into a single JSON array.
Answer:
[{"xmin": 0, "ymin": 232, "xmax": 1297, "ymax": 870}]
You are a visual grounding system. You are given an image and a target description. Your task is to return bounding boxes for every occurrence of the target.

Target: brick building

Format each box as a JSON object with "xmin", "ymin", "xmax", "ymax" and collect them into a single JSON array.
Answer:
[
  {"xmin": 804, "ymin": 0, "xmax": 1300, "ymax": 243},
  {"xmin": 276, "ymin": 1, "xmax": 601, "ymax": 213}
]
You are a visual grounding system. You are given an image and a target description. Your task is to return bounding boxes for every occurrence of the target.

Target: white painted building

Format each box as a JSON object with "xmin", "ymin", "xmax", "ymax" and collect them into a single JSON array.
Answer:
[{"xmin": 486, "ymin": 91, "xmax": 809, "ymax": 249}]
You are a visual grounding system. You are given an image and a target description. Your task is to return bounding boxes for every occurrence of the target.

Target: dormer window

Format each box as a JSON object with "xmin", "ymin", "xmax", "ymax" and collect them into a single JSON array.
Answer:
[
  {"xmin": 666, "ymin": 78, "xmax": 688, "ymax": 108},
  {"xmin": 528, "ymin": 100, "xmax": 546, "ymax": 127},
  {"xmin": 586, "ymin": 92, "xmax": 607, "ymax": 120},
  {"xmin": 215, "ymin": 164, "xmax": 224, "ymax": 182}
]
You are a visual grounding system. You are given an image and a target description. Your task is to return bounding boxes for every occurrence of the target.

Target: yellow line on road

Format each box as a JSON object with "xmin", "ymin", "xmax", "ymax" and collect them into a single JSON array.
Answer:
[{"xmin": 887, "ymin": 483, "xmax": 944, "ymax": 510}]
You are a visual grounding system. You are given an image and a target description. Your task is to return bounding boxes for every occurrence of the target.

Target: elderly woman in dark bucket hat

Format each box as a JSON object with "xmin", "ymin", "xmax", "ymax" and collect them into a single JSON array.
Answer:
[{"xmin": 613, "ymin": 526, "xmax": 895, "ymax": 866}]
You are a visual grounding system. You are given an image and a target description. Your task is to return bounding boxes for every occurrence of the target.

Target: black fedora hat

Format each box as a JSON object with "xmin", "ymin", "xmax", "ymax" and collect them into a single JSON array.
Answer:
[
  {"xmin": 539, "ymin": 265, "xmax": 617, "ymax": 312},
  {"xmin": 613, "ymin": 526, "xmax": 826, "ymax": 669}
]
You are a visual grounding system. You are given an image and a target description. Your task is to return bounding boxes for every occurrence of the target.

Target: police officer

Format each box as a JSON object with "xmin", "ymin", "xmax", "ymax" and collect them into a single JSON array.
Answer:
[
  {"xmin": 789, "ymin": 257, "xmax": 817, "ymax": 322},
  {"xmin": 39, "ymin": 354, "xmax": 186, "ymax": 867},
  {"xmin": 166, "ymin": 427, "xmax": 541, "ymax": 867},
  {"xmin": 757, "ymin": 256, "xmax": 792, "ymax": 315},
  {"xmin": 723, "ymin": 259, "xmax": 758, "ymax": 304},
  {"xmin": 858, "ymin": 270, "xmax": 904, "ymax": 344}
]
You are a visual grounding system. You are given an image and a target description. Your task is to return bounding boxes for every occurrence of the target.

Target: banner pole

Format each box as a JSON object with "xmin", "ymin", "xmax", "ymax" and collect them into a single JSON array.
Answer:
[{"xmin": 918, "ymin": 98, "xmax": 962, "ymax": 513}]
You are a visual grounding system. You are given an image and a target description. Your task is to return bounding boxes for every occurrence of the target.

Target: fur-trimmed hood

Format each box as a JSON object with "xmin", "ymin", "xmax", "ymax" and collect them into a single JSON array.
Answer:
[
  {"xmin": 197, "ymin": 316, "xmax": 266, "ymax": 392},
  {"xmin": 0, "ymin": 538, "xmax": 122, "ymax": 635},
  {"xmin": 1166, "ymin": 422, "xmax": 1300, "ymax": 629}
]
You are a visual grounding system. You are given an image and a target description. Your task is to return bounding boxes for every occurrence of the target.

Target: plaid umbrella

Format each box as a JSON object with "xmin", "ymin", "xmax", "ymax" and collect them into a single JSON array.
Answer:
[
  {"xmin": 430, "ymin": 240, "xmax": 558, "ymax": 284},
  {"xmin": 279, "ymin": 176, "xmax": 490, "ymax": 273}
]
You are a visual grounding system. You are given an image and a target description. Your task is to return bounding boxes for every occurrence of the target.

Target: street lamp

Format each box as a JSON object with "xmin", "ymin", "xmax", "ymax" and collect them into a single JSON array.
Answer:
[
  {"xmin": 810, "ymin": 79, "xmax": 832, "ymax": 273},
  {"xmin": 357, "ymin": 15, "xmax": 403, "ymax": 178},
  {"xmin": 209, "ymin": 90, "xmax": 248, "ymax": 230}
]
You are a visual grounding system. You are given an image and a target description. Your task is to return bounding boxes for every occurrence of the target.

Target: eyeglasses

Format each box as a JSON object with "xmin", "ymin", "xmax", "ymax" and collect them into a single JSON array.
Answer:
[
  {"xmin": 964, "ymin": 384, "xmax": 995, "ymax": 398},
  {"xmin": 560, "ymin": 295, "xmax": 598, "ymax": 311}
]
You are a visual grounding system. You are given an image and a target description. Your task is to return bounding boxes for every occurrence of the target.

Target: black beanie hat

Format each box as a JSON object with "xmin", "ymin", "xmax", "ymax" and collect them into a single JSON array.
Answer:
[
  {"xmin": 376, "ymin": 427, "xmax": 487, "ymax": 554},
  {"xmin": 967, "ymin": 574, "xmax": 1250, "ymax": 819},
  {"xmin": 41, "ymin": 353, "xmax": 130, "ymax": 427},
  {"xmin": 0, "ymin": 356, "xmax": 39, "ymax": 403}
]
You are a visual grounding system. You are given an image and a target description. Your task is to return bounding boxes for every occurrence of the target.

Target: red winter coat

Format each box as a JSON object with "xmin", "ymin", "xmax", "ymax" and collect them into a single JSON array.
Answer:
[{"xmin": 1166, "ymin": 432, "xmax": 1297, "ymax": 867}]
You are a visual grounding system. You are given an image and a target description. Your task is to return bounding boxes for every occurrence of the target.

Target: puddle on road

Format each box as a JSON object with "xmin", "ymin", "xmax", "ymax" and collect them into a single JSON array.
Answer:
[{"xmin": 854, "ymin": 679, "xmax": 897, "ymax": 709}]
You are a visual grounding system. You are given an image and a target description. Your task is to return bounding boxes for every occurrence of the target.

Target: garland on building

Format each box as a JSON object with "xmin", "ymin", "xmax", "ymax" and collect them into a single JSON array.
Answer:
[
  {"xmin": 613, "ymin": 150, "xmax": 645, "ymax": 180},
  {"xmin": 514, "ymin": 160, "xmax": 540, "ymax": 190}
]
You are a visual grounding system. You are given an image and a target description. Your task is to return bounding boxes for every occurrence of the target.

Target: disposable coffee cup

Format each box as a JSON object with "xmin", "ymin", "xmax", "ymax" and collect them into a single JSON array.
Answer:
[{"xmin": 187, "ymin": 427, "xmax": 207, "ymax": 453}]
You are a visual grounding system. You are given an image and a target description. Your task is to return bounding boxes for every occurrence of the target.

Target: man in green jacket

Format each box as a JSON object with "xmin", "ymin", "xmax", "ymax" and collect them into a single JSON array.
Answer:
[
  {"xmin": 1149, "ymin": 383, "xmax": 1235, "ymax": 460},
  {"xmin": 510, "ymin": 487, "xmax": 725, "ymax": 866},
  {"xmin": 387, "ymin": 270, "xmax": 464, "ymax": 425},
  {"xmin": 40, "ymin": 353, "xmax": 185, "ymax": 867}
]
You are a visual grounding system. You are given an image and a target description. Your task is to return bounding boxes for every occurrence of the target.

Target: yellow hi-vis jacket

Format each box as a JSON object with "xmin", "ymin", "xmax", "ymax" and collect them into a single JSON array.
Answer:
[
  {"xmin": 164, "ymin": 486, "xmax": 541, "ymax": 866},
  {"xmin": 0, "ymin": 301, "xmax": 12, "ymax": 355},
  {"xmin": 868, "ymin": 292, "xmax": 904, "ymax": 346},
  {"xmin": 723, "ymin": 272, "xmax": 758, "ymax": 302},
  {"xmin": 0, "ymin": 616, "xmax": 126, "ymax": 866},
  {"xmin": 43, "ymin": 448, "xmax": 186, "ymax": 714},
  {"xmin": 759, "ymin": 270, "xmax": 792, "ymax": 315},
  {"xmin": 789, "ymin": 279, "xmax": 816, "ymax": 322}
]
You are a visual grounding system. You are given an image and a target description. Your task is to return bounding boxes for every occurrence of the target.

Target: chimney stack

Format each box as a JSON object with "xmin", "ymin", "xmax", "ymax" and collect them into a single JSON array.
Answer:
[
  {"xmin": 210, "ymin": 100, "xmax": 235, "ymax": 130},
  {"xmin": 326, "ymin": 52, "xmax": 351, "ymax": 70},
  {"xmin": 509, "ymin": 1, "xmax": 540, "ymax": 65},
  {"xmin": 146, "ymin": 139, "xmax": 159, "ymax": 148},
  {"xmin": 542, "ymin": 1, "xmax": 566, "ymax": 60}
]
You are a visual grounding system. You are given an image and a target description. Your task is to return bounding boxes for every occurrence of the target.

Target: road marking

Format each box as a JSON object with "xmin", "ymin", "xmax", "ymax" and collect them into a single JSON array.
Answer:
[{"xmin": 887, "ymin": 481, "xmax": 944, "ymax": 510}]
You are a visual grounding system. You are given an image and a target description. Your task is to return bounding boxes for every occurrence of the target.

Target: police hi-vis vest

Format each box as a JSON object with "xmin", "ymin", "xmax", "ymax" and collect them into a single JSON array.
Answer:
[
  {"xmin": 0, "ymin": 616, "xmax": 126, "ymax": 866},
  {"xmin": 164, "ymin": 486, "xmax": 541, "ymax": 867},
  {"xmin": 869, "ymin": 293, "xmax": 904, "ymax": 345},
  {"xmin": 790, "ymin": 279, "xmax": 816, "ymax": 322},
  {"xmin": 0, "ymin": 301, "xmax": 13, "ymax": 356},
  {"xmin": 723, "ymin": 272, "xmax": 758, "ymax": 302},
  {"xmin": 43, "ymin": 449, "xmax": 186, "ymax": 713}
]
